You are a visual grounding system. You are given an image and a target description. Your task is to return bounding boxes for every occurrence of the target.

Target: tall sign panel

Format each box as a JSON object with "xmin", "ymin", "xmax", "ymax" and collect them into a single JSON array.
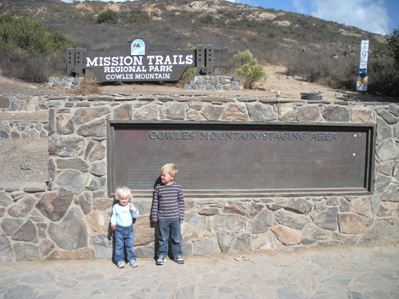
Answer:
[{"xmin": 356, "ymin": 40, "xmax": 369, "ymax": 92}]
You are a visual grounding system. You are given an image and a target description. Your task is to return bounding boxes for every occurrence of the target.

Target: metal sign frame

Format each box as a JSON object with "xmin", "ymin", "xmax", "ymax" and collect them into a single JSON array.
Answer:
[{"xmin": 107, "ymin": 121, "xmax": 375, "ymax": 197}]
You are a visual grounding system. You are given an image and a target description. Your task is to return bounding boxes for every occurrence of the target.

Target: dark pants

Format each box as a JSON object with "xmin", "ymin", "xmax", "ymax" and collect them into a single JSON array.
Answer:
[
  {"xmin": 114, "ymin": 225, "xmax": 136, "ymax": 263},
  {"xmin": 157, "ymin": 219, "xmax": 182, "ymax": 258}
]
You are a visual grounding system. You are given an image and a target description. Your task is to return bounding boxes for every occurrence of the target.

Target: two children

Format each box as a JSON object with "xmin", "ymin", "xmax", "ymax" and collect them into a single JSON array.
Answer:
[{"xmin": 111, "ymin": 163, "xmax": 185, "ymax": 269}]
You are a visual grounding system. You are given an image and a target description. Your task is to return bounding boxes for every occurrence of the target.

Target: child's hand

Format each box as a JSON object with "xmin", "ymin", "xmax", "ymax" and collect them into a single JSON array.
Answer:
[{"xmin": 129, "ymin": 203, "xmax": 137, "ymax": 212}]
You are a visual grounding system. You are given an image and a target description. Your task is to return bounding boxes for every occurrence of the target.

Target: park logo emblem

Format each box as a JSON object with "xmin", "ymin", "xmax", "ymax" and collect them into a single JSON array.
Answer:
[{"xmin": 131, "ymin": 39, "xmax": 145, "ymax": 56}]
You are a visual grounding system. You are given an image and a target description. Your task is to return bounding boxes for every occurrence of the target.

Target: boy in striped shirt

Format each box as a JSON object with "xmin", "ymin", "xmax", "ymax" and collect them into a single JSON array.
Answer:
[{"xmin": 151, "ymin": 163, "xmax": 185, "ymax": 265}]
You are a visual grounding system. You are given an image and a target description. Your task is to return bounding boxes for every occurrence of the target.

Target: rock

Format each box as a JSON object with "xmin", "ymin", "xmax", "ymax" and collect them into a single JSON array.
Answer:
[
  {"xmin": 380, "ymin": 183, "xmax": 399, "ymax": 202},
  {"xmin": 296, "ymin": 106, "xmax": 320, "ymax": 121},
  {"xmin": 76, "ymin": 191, "xmax": 93, "ymax": 215},
  {"xmin": 278, "ymin": 104, "xmax": 296, "ymax": 121},
  {"xmin": 4, "ymin": 285, "xmax": 34, "ymax": 299},
  {"xmin": 113, "ymin": 103, "xmax": 131, "ymax": 120},
  {"xmin": 191, "ymin": 237, "xmax": 220, "ymax": 255},
  {"xmin": 77, "ymin": 119, "xmax": 107, "ymax": 137},
  {"xmin": 0, "ymin": 190, "xmax": 13, "ymax": 206},
  {"xmin": 376, "ymin": 117, "xmax": 393, "ymax": 142},
  {"xmin": 86, "ymin": 210, "xmax": 109, "ymax": 233},
  {"xmin": 378, "ymin": 109, "xmax": 398, "ymax": 124},
  {"xmin": 87, "ymin": 142, "xmax": 106, "ymax": 162},
  {"xmin": 338, "ymin": 213, "xmax": 366, "ymax": 234},
  {"xmin": 89, "ymin": 161, "xmax": 106, "ymax": 177},
  {"xmin": 313, "ymin": 207, "xmax": 338, "ymax": 231},
  {"xmin": 223, "ymin": 103, "xmax": 249, "ymax": 121},
  {"xmin": 49, "ymin": 136, "xmax": 85, "ymax": 157},
  {"xmin": 214, "ymin": 215, "xmax": 246, "ymax": 231},
  {"xmin": 46, "ymin": 247, "xmax": 94, "ymax": 260},
  {"xmin": 56, "ymin": 158, "xmax": 89, "ymax": 172},
  {"xmin": 323, "ymin": 106, "xmax": 349, "ymax": 121},
  {"xmin": 351, "ymin": 108, "xmax": 376, "ymax": 123},
  {"xmin": 376, "ymin": 202, "xmax": 397, "ymax": 217},
  {"xmin": 301, "ymin": 223, "xmax": 332, "ymax": 245},
  {"xmin": 14, "ymin": 243, "xmax": 40, "ymax": 261},
  {"xmin": 12, "ymin": 220, "xmax": 38, "ymax": 243},
  {"xmin": 1, "ymin": 218, "xmax": 23, "ymax": 235},
  {"xmin": 248, "ymin": 202, "xmax": 265, "ymax": 218},
  {"xmin": 160, "ymin": 102, "xmax": 186, "ymax": 120},
  {"xmin": 132, "ymin": 103, "xmax": 158, "ymax": 120},
  {"xmin": 7, "ymin": 196, "xmax": 36, "ymax": 217},
  {"xmin": 56, "ymin": 114, "xmax": 74, "ymax": 135},
  {"xmin": 91, "ymin": 234, "xmax": 112, "ymax": 259},
  {"xmin": 0, "ymin": 234, "xmax": 14, "ymax": 261},
  {"xmin": 250, "ymin": 209, "xmax": 273, "ymax": 234},
  {"xmin": 247, "ymin": 103, "xmax": 276, "ymax": 121},
  {"xmin": 223, "ymin": 201, "xmax": 246, "ymax": 215},
  {"xmin": 270, "ymin": 225, "xmax": 301, "ymax": 245},
  {"xmin": 72, "ymin": 107, "xmax": 110, "ymax": 125},
  {"xmin": 378, "ymin": 139, "xmax": 399, "ymax": 161},
  {"xmin": 48, "ymin": 207, "xmax": 88, "ymax": 250},
  {"xmin": 216, "ymin": 231, "xmax": 235, "ymax": 253},
  {"xmin": 36, "ymin": 189, "xmax": 73, "ymax": 221},
  {"xmin": 285, "ymin": 197, "xmax": 312, "ymax": 214},
  {"xmin": 230, "ymin": 233, "xmax": 252, "ymax": 253},
  {"xmin": 39, "ymin": 239, "xmax": 55, "ymax": 257},
  {"xmin": 54, "ymin": 170, "xmax": 90, "ymax": 193},
  {"xmin": 134, "ymin": 217, "xmax": 154, "ymax": 246},
  {"xmin": 198, "ymin": 207, "xmax": 219, "ymax": 216},
  {"xmin": 361, "ymin": 219, "xmax": 399, "ymax": 244},
  {"xmin": 201, "ymin": 105, "xmax": 223, "ymax": 121},
  {"xmin": 275, "ymin": 209, "xmax": 309, "ymax": 230}
]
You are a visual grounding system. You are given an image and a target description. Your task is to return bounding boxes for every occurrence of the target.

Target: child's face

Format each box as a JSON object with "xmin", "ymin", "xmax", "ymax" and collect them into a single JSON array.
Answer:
[
  {"xmin": 119, "ymin": 196, "xmax": 129, "ymax": 206},
  {"xmin": 161, "ymin": 170, "xmax": 174, "ymax": 186}
]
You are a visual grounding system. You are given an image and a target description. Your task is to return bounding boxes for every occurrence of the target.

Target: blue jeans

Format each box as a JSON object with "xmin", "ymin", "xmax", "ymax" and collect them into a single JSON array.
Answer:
[
  {"xmin": 157, "ymin": 219, "xmax": 182, "ymax": 258},
  {"xmin": 114, "ymin": 225, "xmax": 136, "ymax": 263}
]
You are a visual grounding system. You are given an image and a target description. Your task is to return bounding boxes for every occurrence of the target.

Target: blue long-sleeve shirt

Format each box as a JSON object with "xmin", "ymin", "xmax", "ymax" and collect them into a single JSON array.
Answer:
[
  {"xmin": 111, "ymin": 203, "xmax": 139, "ymax": 227},
  {"xmin": 151, "ymin": 182, "xmax": 184, "ymax": 222}
]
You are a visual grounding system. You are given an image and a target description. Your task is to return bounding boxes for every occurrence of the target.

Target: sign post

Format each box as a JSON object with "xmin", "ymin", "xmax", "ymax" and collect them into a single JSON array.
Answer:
[{"xmin": 356, "ymin": 40, "xmax": 369, "ymax": 92}]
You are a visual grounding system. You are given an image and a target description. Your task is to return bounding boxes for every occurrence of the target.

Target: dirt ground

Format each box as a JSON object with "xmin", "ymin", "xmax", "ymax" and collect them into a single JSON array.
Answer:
[{"xmin": 0, "ymin": 65, "xmax": 377, "ymax": 101}]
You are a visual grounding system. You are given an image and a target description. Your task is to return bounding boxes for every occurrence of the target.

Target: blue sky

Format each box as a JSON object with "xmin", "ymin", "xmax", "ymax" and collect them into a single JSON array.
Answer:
[
  {"xmin": 232, "ymin": 0, "xmax": 398, "ymax": 35},
  {"xmin": 61, "ymin": 0, "xmax": 398, "ymax": 35}
]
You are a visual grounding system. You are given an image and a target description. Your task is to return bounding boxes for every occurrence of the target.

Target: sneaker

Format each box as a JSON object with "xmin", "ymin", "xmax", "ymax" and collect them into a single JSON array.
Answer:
[
  {"xmin": 129, "ymin": 260, "xmax": 138, "ymax": 268},
  {"xmin": 156, "ymin": 255, "xmax": 166, "ymax": 266},
  {"xmin": 117, "ymin": 261, "xmax": 125, "ymax": 269},
  {"xmin": 174, "ymin": 255, "xmax": 184, "ymax": 264}
]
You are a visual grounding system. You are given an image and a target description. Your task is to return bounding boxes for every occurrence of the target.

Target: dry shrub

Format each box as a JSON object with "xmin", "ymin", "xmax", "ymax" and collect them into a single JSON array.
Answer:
[
  {"xmin": 74, "ymin": 73, "xmax": 101, "ymax": 95},
  {"xmin": 0, "ymin": 49, "xmax": 50, "ymax": 83}
]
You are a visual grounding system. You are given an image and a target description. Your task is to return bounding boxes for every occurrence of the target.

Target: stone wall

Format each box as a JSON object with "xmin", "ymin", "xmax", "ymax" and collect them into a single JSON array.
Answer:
[{"xmin": 0, "ymin": 93, "xmax": 399, "ymax": 261}]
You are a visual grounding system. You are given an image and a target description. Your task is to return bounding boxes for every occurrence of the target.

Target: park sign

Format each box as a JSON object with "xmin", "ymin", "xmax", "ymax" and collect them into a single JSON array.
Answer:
[
  {"xmin": 67, "ymin": 39, "xmax": 228, "ymax": 82},
  {"xmin": 85, "ymin": 39, "xmax": 194, "ymax": 82}
]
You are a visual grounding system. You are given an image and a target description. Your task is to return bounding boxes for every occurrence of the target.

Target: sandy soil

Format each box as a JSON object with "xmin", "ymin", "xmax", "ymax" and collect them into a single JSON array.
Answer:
[{"xmin": 0, "ymin": 65, "xmax": 390, "ymax": 102}]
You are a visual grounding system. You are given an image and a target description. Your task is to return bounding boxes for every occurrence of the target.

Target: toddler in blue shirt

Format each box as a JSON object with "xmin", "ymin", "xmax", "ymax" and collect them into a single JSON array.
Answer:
[{"xmin": 111, "ymin": 186, "xmax": 139, "ymax": 269}]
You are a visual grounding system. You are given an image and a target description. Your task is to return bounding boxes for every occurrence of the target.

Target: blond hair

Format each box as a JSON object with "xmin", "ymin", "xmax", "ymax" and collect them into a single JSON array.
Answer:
[
  {"xmin": 160, "ymin": 163, "xmax": 178, "ymax": 178},
  {"xmin": 114, "ymin": 186, "xmax": 132, "ymax": 202}
]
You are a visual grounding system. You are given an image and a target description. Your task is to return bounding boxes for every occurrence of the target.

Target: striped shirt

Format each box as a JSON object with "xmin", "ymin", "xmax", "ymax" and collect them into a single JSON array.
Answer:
[{"xmin": 151, "ymin": 182, "xmax": 184, "ymax": 222}]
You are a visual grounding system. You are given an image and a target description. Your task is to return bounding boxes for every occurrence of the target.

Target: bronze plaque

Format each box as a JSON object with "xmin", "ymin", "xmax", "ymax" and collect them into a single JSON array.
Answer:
[{"xmin": 107, "ymin": 122, "xmax": 375, "ymax": 195}]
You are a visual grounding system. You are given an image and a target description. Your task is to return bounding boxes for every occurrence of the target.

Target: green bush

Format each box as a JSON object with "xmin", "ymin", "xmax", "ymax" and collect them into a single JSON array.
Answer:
[
  {"xmin": 233, "ymin": 50, "xmax": 266, "ymax": 89},
  {"xmin": 0, "ymin": 16, "xmax": 74, "ymax": 82},
  {"xmin": 0, "ymin": 16, "xmax": 74, "ymax": 53},
  {"xmin": 128, "ymin": 9, "xmax": 150, "ymax": 23},
  {"xmin": 97, "ymin": 10, "xmax": 118, "ymax": 24}
]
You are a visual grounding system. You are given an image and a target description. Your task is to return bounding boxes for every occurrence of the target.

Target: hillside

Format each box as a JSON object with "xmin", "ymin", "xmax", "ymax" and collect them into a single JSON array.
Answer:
[
  {"xmin": 0, "ymin": 0, "xmax": 391, "ymax": 99},
  {"xmin": 0, "ymin": 0, "xmax": 382, "ymax": 61}
]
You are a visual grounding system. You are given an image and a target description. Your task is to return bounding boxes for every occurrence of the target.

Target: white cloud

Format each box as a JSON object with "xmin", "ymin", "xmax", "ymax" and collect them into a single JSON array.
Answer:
[{"xmin": 310, "ymin": 0, "xmax": 389, "ymax": 35}]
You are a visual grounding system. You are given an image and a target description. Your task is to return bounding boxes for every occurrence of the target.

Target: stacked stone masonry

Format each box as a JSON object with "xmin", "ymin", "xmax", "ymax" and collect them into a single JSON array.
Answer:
[{"xmin": 0, "ymin": 92, "xmax": 398, "ymax": 261}]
